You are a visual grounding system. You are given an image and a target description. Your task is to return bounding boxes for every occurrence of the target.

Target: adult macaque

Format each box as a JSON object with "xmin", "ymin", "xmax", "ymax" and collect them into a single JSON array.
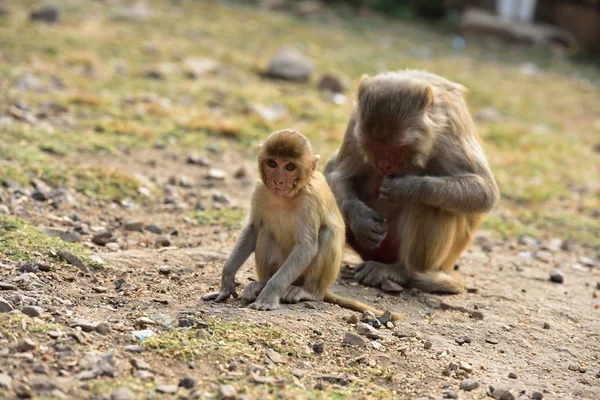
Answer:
[
  {"xmin": 326, "ymin": 70, "xmax": 499, "ymax": 294},
  {"xmin": 203, "ymin": 129, "xmax": 402, "ymax": 320}
]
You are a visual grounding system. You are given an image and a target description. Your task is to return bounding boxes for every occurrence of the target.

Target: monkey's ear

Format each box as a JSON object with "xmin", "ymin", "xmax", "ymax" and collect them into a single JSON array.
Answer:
[
  {"xmin": 358, "ymin": 74, "xmax": 371, "ymax": 100},
  {"xmin": 422, "ymin": 86, "xmax": 434, "ymax": 109},
  {"xmin": 311, "ymin": 155, "xmax": 320, "ymax": 173}
]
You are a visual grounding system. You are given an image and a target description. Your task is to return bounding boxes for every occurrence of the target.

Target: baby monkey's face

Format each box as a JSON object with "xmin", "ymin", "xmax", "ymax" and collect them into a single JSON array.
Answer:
[{"xmin": 263, "ymin": 157, "xmax": 299, "ymax": 197}]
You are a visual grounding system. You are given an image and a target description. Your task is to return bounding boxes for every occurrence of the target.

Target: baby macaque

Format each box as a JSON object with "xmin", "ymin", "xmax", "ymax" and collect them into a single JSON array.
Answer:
[
  {"xmin": 326, "ymin": 70, "xmax": 499, "ymax": 294},
  {"xmin": 203, "ymin": 129, "xmax": 402, "ymax": 320}
]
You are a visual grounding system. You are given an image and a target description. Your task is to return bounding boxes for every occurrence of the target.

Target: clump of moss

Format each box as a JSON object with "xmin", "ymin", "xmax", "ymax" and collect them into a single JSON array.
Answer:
[{"xmin": 187, "ymin": 208, "xmax": 246, "ymax": 229}]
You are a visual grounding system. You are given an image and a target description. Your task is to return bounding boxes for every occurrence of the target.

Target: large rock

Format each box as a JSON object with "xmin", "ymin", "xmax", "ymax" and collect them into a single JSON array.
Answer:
[{"xmin": 264, "ymin": 48, "xmax": 314, "ymax": 82}]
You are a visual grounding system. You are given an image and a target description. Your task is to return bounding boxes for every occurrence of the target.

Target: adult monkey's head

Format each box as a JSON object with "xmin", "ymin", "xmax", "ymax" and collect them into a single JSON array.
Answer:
[
  {"xmin": 355, "ymin": 73, "xmax": 438, "ymax": 176},
  {"xmin": 258, "ymin": 129, "xmax": 320, "ymax": 198}
]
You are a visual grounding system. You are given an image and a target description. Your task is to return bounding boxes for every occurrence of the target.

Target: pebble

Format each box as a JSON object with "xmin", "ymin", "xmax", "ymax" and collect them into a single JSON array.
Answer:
[
  {"xmin": 33, "ymin": 363, "xmax": 50, "ymax": 374},
  {"xmin": 313, "ymin": 339, "xmax": 324, "ymax": 354},
  {"xmin": 30, "ymin": 5, "xmax": 59, "ymax": 23},
  {"xmin": 95, "ymin": 322, "xmax": 111, "ymax": 335},
  {"xmin": 135, "ymin": 370, "xmax": 155, "ymax": 380},
  {"xmin": 144, "ymin": 224, "xmax": 163, "ymax": 234},
  {"xmin": 455, "ymin": 336, "xmax": 471, "ymax": 345},
  {"xmin": 360, "ymin": 310, "xmax": 376, "ymax": 322},
  {"xmin": 343, "ymin": 332, "xmax": 366, "ymax": 347},
  {"xmin": 370, "ymin": 318, "xmax": 382, "ymax": 329},
  {"xmin": 48, "ymin": 330, "xmax": 63, "ymax": 339},
  {"xmin": 381, "ymin": 279, "xmax": 404, "ymax": 293},
  {"xmin": 124, "ymin": 345, "xmax": 144, "ymax": 353},
  {"xmin": 508, "ymin": 372, "xmax": 517, "ymax": 379},
  {"xmin": 579, "ymin": 256, "xmax": 598, "ymax": 267},
  {"xmin": 534, "ymin": 250, "xmax": 551, "ymax": 263},
  {"xmin": 111, "ymin": 387, "xmax": 135, "ymax": 400},
  {"xmin": 56, "ymin": 250, "xmax": 87, "ymax": 270},
  {"xmin": 159, "ymin": 265, "xmax": 172, "ymax": 275},
  {"xmin": 542, "ymin": 238, "xmax": 563, "ymax": 252},
  {"xmin": 459, "ymin": 361, "xmax": 473, "ymax": 373},
  {"xmin": 549, "ymin": 269, "xmax": 564, "ymax": 284},
  {"xmin": 265, "ymin": 348, "xmax": 286, "ymax": 364},
  {"xmin": 92, "ymin": 231, "xmax": 115, "ymax": 246},
  {"xmin": 346, "ymin": 314, "xmax": 358, "ymax": 324},
  {"xmin": 234, "ymin": 167, "xmax": 247, "ymax": 179},
  {"xmin": 212, "ymin": 192, "xmax": 231, "ymax": 205},
  {"xmin": 70, "ymin": 319, "xmax": 98, "ymax": 332},
  {"xmin": 155, "ymin": 235, "xmax": 171, "ymax": 247},
  {"xmin": 265, "ymin": 47, "xmax": 314, "ymax": 82},
  {"xmin": 135, "ymin": 317, "xmax": 157, "ymax": 327},
  {"xmin": 448, "ymin": 362, "xmax": 459, "ymax": 371},
  {"xmin": 178, "ymin": 376, "xmax": 196, "ymax": 389},
  {"xmin": 131, "ymin": 358, "xmax": 150, "ymax": 370},
  {"xmin": 355, "ymin": 322, "xmax": 382, "ymax": 339},
  {"xmin": 93, "ymin": 286, "xmax": 107, "ymax": 293},
  {"xmin": 0, "ymin": 299, "xmax": 14, "ymax": 313},
  {"xmin": 491, "ymin": 387, "xmax": 515, "ymax": 400},
  {"xmin": 531, "ymin": 392, "xmax": 544, "ymax": 399},
  {"xmin": 0, "ymin": 373, "xmax": 12, "ymax": 390},
  {"xmin": 377, "ymin": 310, "xmax": 392, "ymax": 325},
  {"xmin": 187, "ymin": 153, "xmax": 211, "ymax": 167},
  {"xmin": 518, "ymin": 236, "xmax": 538, "ymax": 247},
  {"xmin": 14, "ymin": 384, "xmax": 33, "ymax": 398},
  {"xmin": 543, "ymin": 322, "xmax": 550, "ymax": 329},
  {"xmin": 486, "ymin": 337, "xmax": 499, "ymax": 344},
  {"xmin": 21, "ymin": 305, "xmax": 43, "ymax": 317},
  {"xmin": 443, "ymin": 389, "xmax": 459, "ymax": 399},
  {"xmin": 156, "ymin": 384, "xmax": 178, "ymax": 394},
  {"xmin": 17, "ymin": 338, "xmax": 37, "ymax": 352},
  {"xmin": 0, "ymin": 282, "xmax": 17, "ymax": 291},
  {"xmin": 459, "ymin": 379, "xmax": 479, "ymax": 391},
  {"xmin": 124, "ymin": 221, "xmax": 144, "ymax": 232},
  {"xmin": 317, "ymin": 73, "xmax": 345, "ymax": 94},
  {"xmin": 304, "ymin": 302, "xmax": 316, "ymax": 309},
  {"xmin": 207, "ymin": 168, "xmax": 227, "ymax": 180},
  {"xmin": 106, "ymin": 242, "xmax": 120, "ymax": 251},
  {"xmin": 423, "ymin": 341, "xmax": 433, "ymax": 350},
  {"xmin": 218, "ymin": 384, "xmax": 237, "ymax": 399}
]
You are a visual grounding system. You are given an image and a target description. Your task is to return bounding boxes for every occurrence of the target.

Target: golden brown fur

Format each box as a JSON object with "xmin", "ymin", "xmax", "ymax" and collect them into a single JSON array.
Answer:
[
  {"xmin": 204, "ymin": 129, "xmax": 402, "ymax": 320},
  {"xmin": 326, "ymin": 70, "xmax": 499, "ymax": 294}
]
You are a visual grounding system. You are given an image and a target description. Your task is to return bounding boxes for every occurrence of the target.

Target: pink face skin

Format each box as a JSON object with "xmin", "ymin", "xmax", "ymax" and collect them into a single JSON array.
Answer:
[
  {"xmin": 263, "ymin": 157, "xmax": 299, "ymax": 197},
  {"xmin": 368, "ymin": 143, "xmax": 412, "ymax": 176}
]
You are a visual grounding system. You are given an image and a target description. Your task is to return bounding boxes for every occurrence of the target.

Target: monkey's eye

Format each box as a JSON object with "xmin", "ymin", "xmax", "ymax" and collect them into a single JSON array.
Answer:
[
  {"xmin": 267, "ymin": 159, "xmax": 277, "ymax": 168},
  {"xmin": 285, "ymin": 163, "xmax": 296, "ymax": 172}
]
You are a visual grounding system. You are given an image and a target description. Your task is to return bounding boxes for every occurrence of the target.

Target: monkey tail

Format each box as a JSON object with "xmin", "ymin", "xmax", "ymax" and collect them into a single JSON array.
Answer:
[
  {"xmin": 324, "ymin": 291, "xmax": 403, "ymax": 321},
  {"xmin": 410, "ymin": 270, "xmax": 465, "ymax": 295}
]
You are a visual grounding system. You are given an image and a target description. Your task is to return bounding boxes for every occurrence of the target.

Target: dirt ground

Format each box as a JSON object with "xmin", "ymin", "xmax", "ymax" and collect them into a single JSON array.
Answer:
[{"xmin": 1, "ymin": 146, "xmax": 599, "ymax": 400}]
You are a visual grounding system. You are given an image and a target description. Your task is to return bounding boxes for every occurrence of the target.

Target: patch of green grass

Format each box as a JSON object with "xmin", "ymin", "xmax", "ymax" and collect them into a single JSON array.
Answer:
[
  {"xmin": 0, "ymin": 313, "xmax": 63, "ymax": 336},
  {"xmin": 0, "ymin": 215, "xmax": 89, "ymax": 263},
  {"xmin": 187, "ymin": 208, "xmax": 247, "ymax": 229}
]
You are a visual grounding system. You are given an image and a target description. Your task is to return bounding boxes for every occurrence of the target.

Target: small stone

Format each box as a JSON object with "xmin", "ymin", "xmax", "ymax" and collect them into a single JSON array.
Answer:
[
  {"xmin": 371, "ymin": 341, "xmax": 382, "ymax": 350},
  {"xmin": 381, "ymin": 279, "xmax": 404, "ymax": 293},
  {"xmin": 234, "ymin": 167, "xmax": 247, "ymax": 179},
  {"xmin": 95, "ymin": 322, "xmax": 111, "ymax": 335},
  {"xmin": 48, "ymin": 330, "xmax": 62, "ymax": 339},
  {"xmin": 531, "ymin": 392, "xmax": 544, "ymax": 400},
  {"xmin": 92, "ymin": 231, "xmax": 115, "ymax": 246},
  {"xmin": 144, "ymin": 224, "xmax": 163, "ymax": 234},
  {"xmin": 459, "ymin": 361, "xmax": 473, "ymax": 372},
  {"xmin": 0, "ymin": 282, "xmax": 17, "ymax": 291},
  {"xmin": 44, "ymin": 228, "xmax": 81, "ymax": 243},
  {"xmin": 156, "ymin": 384, "xmax": 178, "ymax": 394},
  {"xmin": 265, "ymin": 47, "xmax": 314, "ymax": 82},
  {"xmin": 131, "ymin": 358, "xmax": 150, "ymax": 370},
  {"xmin": 0, "ymin": 299, "xmax": 14, "ymax": 313},
  {"xmin": 106, "ymin": 242, "xmax": 120, "ymax": 251},
  {"xmin": 187, "ymin": 153, "xmax": 211, "ymax": 166},
  {"xmin": 443, "ymin": 389, "xmax": 459, "ymax": 399},
  {"xmin": 343, "ymin": 332, "xmax": 366, "ymax": 347},
  {"xmin": 70, "ymin": 319, "xmax": 97, "ymax": 332},
  {"xmin": 111, "ymin": 387, "xmax": 135, "ymax": 400},
  {"xmin": 579, "ymin": 256, "xmax": 599, "ymax": 267},
  {"xmin": 579, "ymin": 366, "xmax": 587, "ymax": 373},
  {"xmin": 17, "ymin": 338, "xmax": 37, "ymax": 352},
  {"xmin": 543, "ymin": 322, "xmax": 550, "ymax": 329},
  {"xmin": 370, "ymin": 318, "xmax": 382, "ymax": 329},
  {"xmin": 178, "ymin": 376, "xmax": 196, "ymax": 389},
  {"xmin": 355, "ymin": 322, "xmax": 382, "ymax": 339},
  {"xmin": 135, "ymin": 370, "xmax": 155, "ymax": 380},
  {"xmin": 33, "ymin": 363, "xmax": 50, "ymax": 374},
  {"xmin": 218, "ymin": 384, "xmax": 237, "ymax": 399},
  {"xmin": 534, "ymin": 250, "xmax": 551, "ymax": 263},
  {"xmin": 377, "ymin": 310, "xmax": 392, "ymax": 325},
  {"xmin": 183, "ymin": 57, "xmax": 219, "ymax": 79},
  {"xmin": 212, "ymin": 192, "xmax": 231, "ymax": 205},
  {"xmin": 360, "ymin": 310, "xmax": 376, "ymax": 322},
  {"xmin": 568, "ymin": 364, "xmax": 579, "ymax": 372},
  {"xmin": 455, "ymin": 336, "xmax": 471, "ymax": 345},
  {"xmin": 124, "ymin": 221, "xmax": 144, "ymax": 232},
  {"xmin": 486, "ymin": 337, "xmax": 499, "ymax": 344},
  {"xmin": 542, "ymin": 238, "xmax": 563, "ymax": 252},
  {"xmin": 135, "ymin": 317, "xmax": 157, "ymax": 327},
  {"xmin": 155, "ymin": 235, "xmax": 171, "ymax": 247},
  {"xmin": 346, "ymin": 314, "xmax": 358, "ymax": 324},
  {"xmin": 459, "ymin": 379, "xmax": 479, "ymax": 391},
  {"xmin": 441, "ymin": 368, "xmax": 451, "ymax": 377},
  {"xmin": 549, "ymin": 269, "xmax": 564, "ymax": 284},
  {"xmin": 252, "ymin": 103, "xmax": 287, "ymax": 123},
  {"xmin": 518, "ymin": 236, "xmax": 538, "ymax": 247},
  {"xmin": 265, "ymin": 348, "xmax": 286, "ymax": 364},
  {"xmin": 207, "ymin": 168, "xmax": 227, "ymax": 180},
  {"xmin": 0, "ymin": 373, "xmax": 12, "ymax": 390},
  {"xmin": 304, "ymin": 302, "xmax": 316, "ymax": 309},
  {"xmin": 14, "ymin": 383, "xmax": 33, "ymax": 398},
  {"xmin": 56, "ymin": 250, "xmax": 87, "ymax": 271},
  {"xmin": 93, "ymin": 286, "xmax": 107, "ymax": 293},
  {"xmin": 30, "ymin": 6, "xmax": 59, "ymax": 23},
  {"xmin": 508, "ymin": 372, "xmax": 517, "ymax": 379},
  {"xmin": 491, "ymin": 388, "xmax": 515, "ymax": 400},
  {"xmin": 21, "ymin": 306, "xmax": 43, "ymax": 317},
  {"xmin": 159, "ymin": 265, "xmax": 172, "ymax": 275},
  {"xmin": 313, "ymin": 339, "xmax": 324, "ymax": 354},
  {"xmin": 317, "ymin": 73, "xmax": 345, "ymax": 93},
  {"xmin": 424, "ymin": 341, "xmax": 433, "ymax": 350},
  {"xmin": 386, "ymin": 321, "xmax": 394, "ymax": 329}
]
